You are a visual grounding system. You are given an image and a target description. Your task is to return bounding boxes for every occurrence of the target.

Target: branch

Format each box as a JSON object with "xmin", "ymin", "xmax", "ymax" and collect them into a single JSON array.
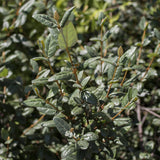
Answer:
[{"xmin": 141, "ymin": 107, "xmax": 160, "ymax": 118}]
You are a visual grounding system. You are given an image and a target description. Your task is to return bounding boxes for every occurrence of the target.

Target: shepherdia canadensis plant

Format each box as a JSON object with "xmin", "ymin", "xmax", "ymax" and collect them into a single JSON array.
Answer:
[
  {"xmin": 22, "ymin": 7, "xmax": 160, "ymax": 159},
  {"xmin": 1, "ymin": 1, "xmax": 160, "ymax": 160}
]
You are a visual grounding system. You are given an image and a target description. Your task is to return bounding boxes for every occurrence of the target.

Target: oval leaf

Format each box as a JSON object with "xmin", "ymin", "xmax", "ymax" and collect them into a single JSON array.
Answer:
[
  {"xmin": 82, "ymin": 132, "xmax": 98, "ymax": 141},
  {"xmin": 53, "ymin": 117, "xmax": 71, "ymax": 136}
]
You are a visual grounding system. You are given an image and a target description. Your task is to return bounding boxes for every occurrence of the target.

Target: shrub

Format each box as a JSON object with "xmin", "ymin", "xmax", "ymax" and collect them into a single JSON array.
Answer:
[{"xmin": 1, "ymin": 1, "xmax": 160, "ymax": 160}]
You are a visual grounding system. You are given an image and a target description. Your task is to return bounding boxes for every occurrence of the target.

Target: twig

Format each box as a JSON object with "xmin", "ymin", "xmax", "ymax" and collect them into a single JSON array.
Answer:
[
  {"xmin": 46, "ymin": 60, "xmax": 64, "ymax": 96},
  {"xmin": 60, "ymin": 30, "xmax": 82, "ymax": 88},
  {"xmin": 34, "ymin": 88, "xmax": 68, "ymax": 118},
  {"xmin": 140, "ymin": 44, "xmax": 160, "ymax": 81},
  {"xmin": 137, "ymin": 22, "xmax": 148, "ymax": 65},
  {"xmin": 136, "ymin": 100, "xmax": 143, "ymax": 149},
  {"xmin": 106, "ymin": 56, "xmax": 121, "ymax": 98},
  {"xmin": 41, "ymin": 49, "xmax": 64, "ymax": 96},
  {"xmin": 112, "ymin": 97, "xmax": 137, "ymax": 120},
  {"xmin": 120, "ymin": 61, "xmax": 131, "ymax": 86},
  {"xmin": 21, "ymin": 114, "xmax": 45, "ymax": 136},
  {"xmin": 140, "ymin": 56, "xmax": 155, "ymax": 81},
  {"xmin": 141, "ymin": 107, "xmax": 160, "ymax": 111},
  {"xmin": 141, "ymin": 107, "xmax": 160, "ymax": 118},
  {"xmin": 100, "ymin": 25, "xmax": 103, "ymax": 75}
]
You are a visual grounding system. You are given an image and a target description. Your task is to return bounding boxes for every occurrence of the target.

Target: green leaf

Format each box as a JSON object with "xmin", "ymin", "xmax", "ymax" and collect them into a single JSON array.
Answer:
[
  {"xmin": 108, "ymin": 64, "xmax": 115, "ymax": 80},
  {"xmin": 97, "ymin": 12, "xmax": 105, "ymax": 26},
  {"xmin": 32, "ymin": 77, "xmax": 48, "ymax": 85},
  {"xmin": 143, "ymin": 38, "xmax": 151, "ymax": 46},
  {"xmin": 48, "ymin": 71, "xmax": 73, "ymax": 81},
  {"xmin": 115, "ymin": 65, "xmax": 122, "ymax": 79},
  {"xmin": 60, "ymin": 6, "xmax": 75, "ymax": 27},
  {"xmin": 32, "ymin": 14, "xmax": 57, "ymax": 28},
  {"xmin": 71, "ymin": 107, "xmax": 84, "ymax": 116},
  {"xmin": 85, "ymin": 46, "xmax": 97, "ymax": 57},
  {"xmin": 61, "ymin": 144, "xmax": 76, "ymax": 160},
  {"xmin": 103, "ymin": 25, "xmax": 119, "ymax": 41},
  {"xmin": 40, "ymin": 120, "xmax": 55, "ymax": 127},
  {"xmin": 154, "ymin": 28, "xmax": 160, "ymax": 40},
  {"xmin": 81, "ymin": 91, "xmax": 98, "ymax": 105},
  {"xmin": 23, "ymin": 98, "xmax": 57, "ymax": 115},
  {"xmin": 78, "ymin": 140, "xmax": 89, "ymax": 150},
  {"xmin": 139, "ymin": 16, "xmax": 146, "ymax": 30},
  {"xmin": 69, "ymin": 89, "xmax": 80, "ymax": 106},
  {"xmin": 58, "ymin": 22, "xmax": 78, "ymax": 49},
  {"xmin": 30, "ymin": 59, "xmax": 39, "ymax": 73},
  {"xmin": 113, "ymin": 118, "xmax": 131, "ymax": 126},
  {"xmin": 101, "ymin": 58, "xmax": 117, "ymax": 66},
  {"xmin": 82, "ymin": 132, "xmax": 98, "ymax": 141},
  {"xmin": 152, "ymin": 118, "xmax": 160, "ymax": 126},
  {"xmin": 23, "ymin": 98, "xmax": 44, "ymax": 107},
  {"xmin": 53, "ymin": 117, "xmax": 71, "ymax": 136},
  {"xmin": 45, "ymin": 33, "xmax": 58, "ymax": 57},
  {"xmin": 32, "ymin": 57, "xmax": 48, "ymax": 61},
  {"xmin": 19, "ymin": 0, "xmax": 35, "ymax": 13},
  {"xmin": 78, "ymin": 70, "xmax": 83, "ymax": 81},
  {"xmin": 139, "ymin": 152, "xmax": 151, "ymax": 159},
  {"xmin": 46, "ymin": 86, "xmax": 59, "ymax": 99},
  {"xmin": 1, "ymin": 128, "xmax": 9, "ymax": 141},
  {"xmin": 84, "ymin": 57, "xmax": 100, "ymax": 68},
  {"xmin": 145, "ymin": 141, "xmax": 155, "ymax": 152},
  {"xmin": 147, "ymin": 53, "xmax": 159, "ymax": 59},
  {"xmin": 121, "ymin": 46, "xmax": 137, "ymax": 63},
  {"xmin": 81, "ymin": 76, "xmax": 90, "ymax": 87},
  {"xmin": 14, "ymin": 13, "xmax": 27, "ymax": 27},
  {"xmin": 22, "ymin": 107, "xmax": 34, "ymax": 116},
  {"xmin": 0, "ymin": 67, "xmax": 8, "ymax": 78}
]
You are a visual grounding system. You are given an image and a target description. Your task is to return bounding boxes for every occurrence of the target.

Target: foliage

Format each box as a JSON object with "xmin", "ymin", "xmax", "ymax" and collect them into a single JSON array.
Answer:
[{"xmin": 1, "ymin": 0, "xmax": 160, "ymax": 160}]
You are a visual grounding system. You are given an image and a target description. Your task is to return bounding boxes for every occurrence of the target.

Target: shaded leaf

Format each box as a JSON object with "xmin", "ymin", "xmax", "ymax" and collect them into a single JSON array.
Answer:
[
  {"xmin": 82, "ymin": 132, "xmax": 98, "ymax": 141},
  {"xmin": 48, "ymin": 71, "xmax": 73, "ymax": 81},
  {"xmin": 53, "ymin": 117, "xmax": 71, "ymax": 136},
  {"xmin": 45, "ymin": 33, "xmax": 58, "ymax": 57},
  {"xmin": 71, "ymin": 107, "xmax": 84, "ymax": 115},
  {"xmin": 81, "ymin": 91, "xmax": 97, "ymax": 105},
  {"xmin": 32, "ymin": 14, "xmax": 57, "ymax": 28},
  {"xmin": 78, "ymin": 140, "xmax": 89, "ymax": 150},
  {"xmin": 1, "ymin": 128, "xmax": 9, "ymax": 141},
  {"xmin": 32, "ymin": 57, "xmax": 48, "ymax": 61},
  {"xmin": 58, "ymin": 22, "xmax": 78, "ymax": 49},
  {"xmin": 139, "ymin": 16, "xmax": 146, "ymax": 30},
  {"xmin": 60, "ymin": 6, "xmax": 75, "ymax": 27},
  {"xmin": 61, "ymin": 144, "xmax": 76, "ymax": 160},
  {"xmin": 32, "ymin": 77, "xmax": 48, "ymax": 85},
  {"xmin": 84, "ymin": 57, "xmax": 100, "ymax": 68},
  {"xmin": 81, "ymin": 76, "xmax": 90, "ymax": 87}
]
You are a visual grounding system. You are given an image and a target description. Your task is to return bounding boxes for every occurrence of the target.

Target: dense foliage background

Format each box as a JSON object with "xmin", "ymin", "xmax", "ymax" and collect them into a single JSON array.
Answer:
[{"xmin": 0, "ymin": 0, "xmax": 160, "ymax": 159}]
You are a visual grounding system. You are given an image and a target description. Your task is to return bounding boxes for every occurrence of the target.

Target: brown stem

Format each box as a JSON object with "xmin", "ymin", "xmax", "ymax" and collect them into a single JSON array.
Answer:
[
  {"xmin": 65, "ymin": 42, "xmax": 82, "ymax": 89},
  {"xmin": 21, "ymin": 114, "xmax": 45, "ymax": 136},
  {"xmin": 3, "ymin": 86, "xmax": 6, "ymax": 104},
  {"xmin": 120, "ymin": 61, "xmax": 131, "ymax": 86},
  {"xmin": 2, "ymin": 52, "xmax": 6, "ymax": 104},
  {"xmin": 100, "ymin": 26, "xmax": 103, "ymax": 75},
  {"xmin": 104, "ymin": 41, "xmax": 108, "ymax": 57},
  {"xmin": 41, "ymin": 49, "xmax": 64, "ymax": 96},
  {"xmin": 141, "ymin": 107, "xmax": 160, "ymax": 118},
  {"xmin": 106, "ymin": 56, "xmax": 120, "ymax": 98},
  {"xmin": 141, "ymin": 107, "xmax": 160, "ymax": 111},
  {"xmin": 35, "ymin": 88, "xmax": 68, "ymax": 118},
  {"xmin": 137, "ymin": 23, "xmax": 147, "ymax": 65},
  {"xmin": 140, "ymin": 56, "xmax": 155, "ymax": 81},
  {"xmin": 112, "ymin": 97, "xmax": 137, "ymax": 120},
  {"xmin": 6, "ymin": 136, "xmax": 10, "ymax": 157},
  {"xmin": 46, "ymin": 61, "xmax": 64, "ymax": 96},
  {"xmin": 136, "ymin": 100, "xmax": 143, "ymax": 149}
]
